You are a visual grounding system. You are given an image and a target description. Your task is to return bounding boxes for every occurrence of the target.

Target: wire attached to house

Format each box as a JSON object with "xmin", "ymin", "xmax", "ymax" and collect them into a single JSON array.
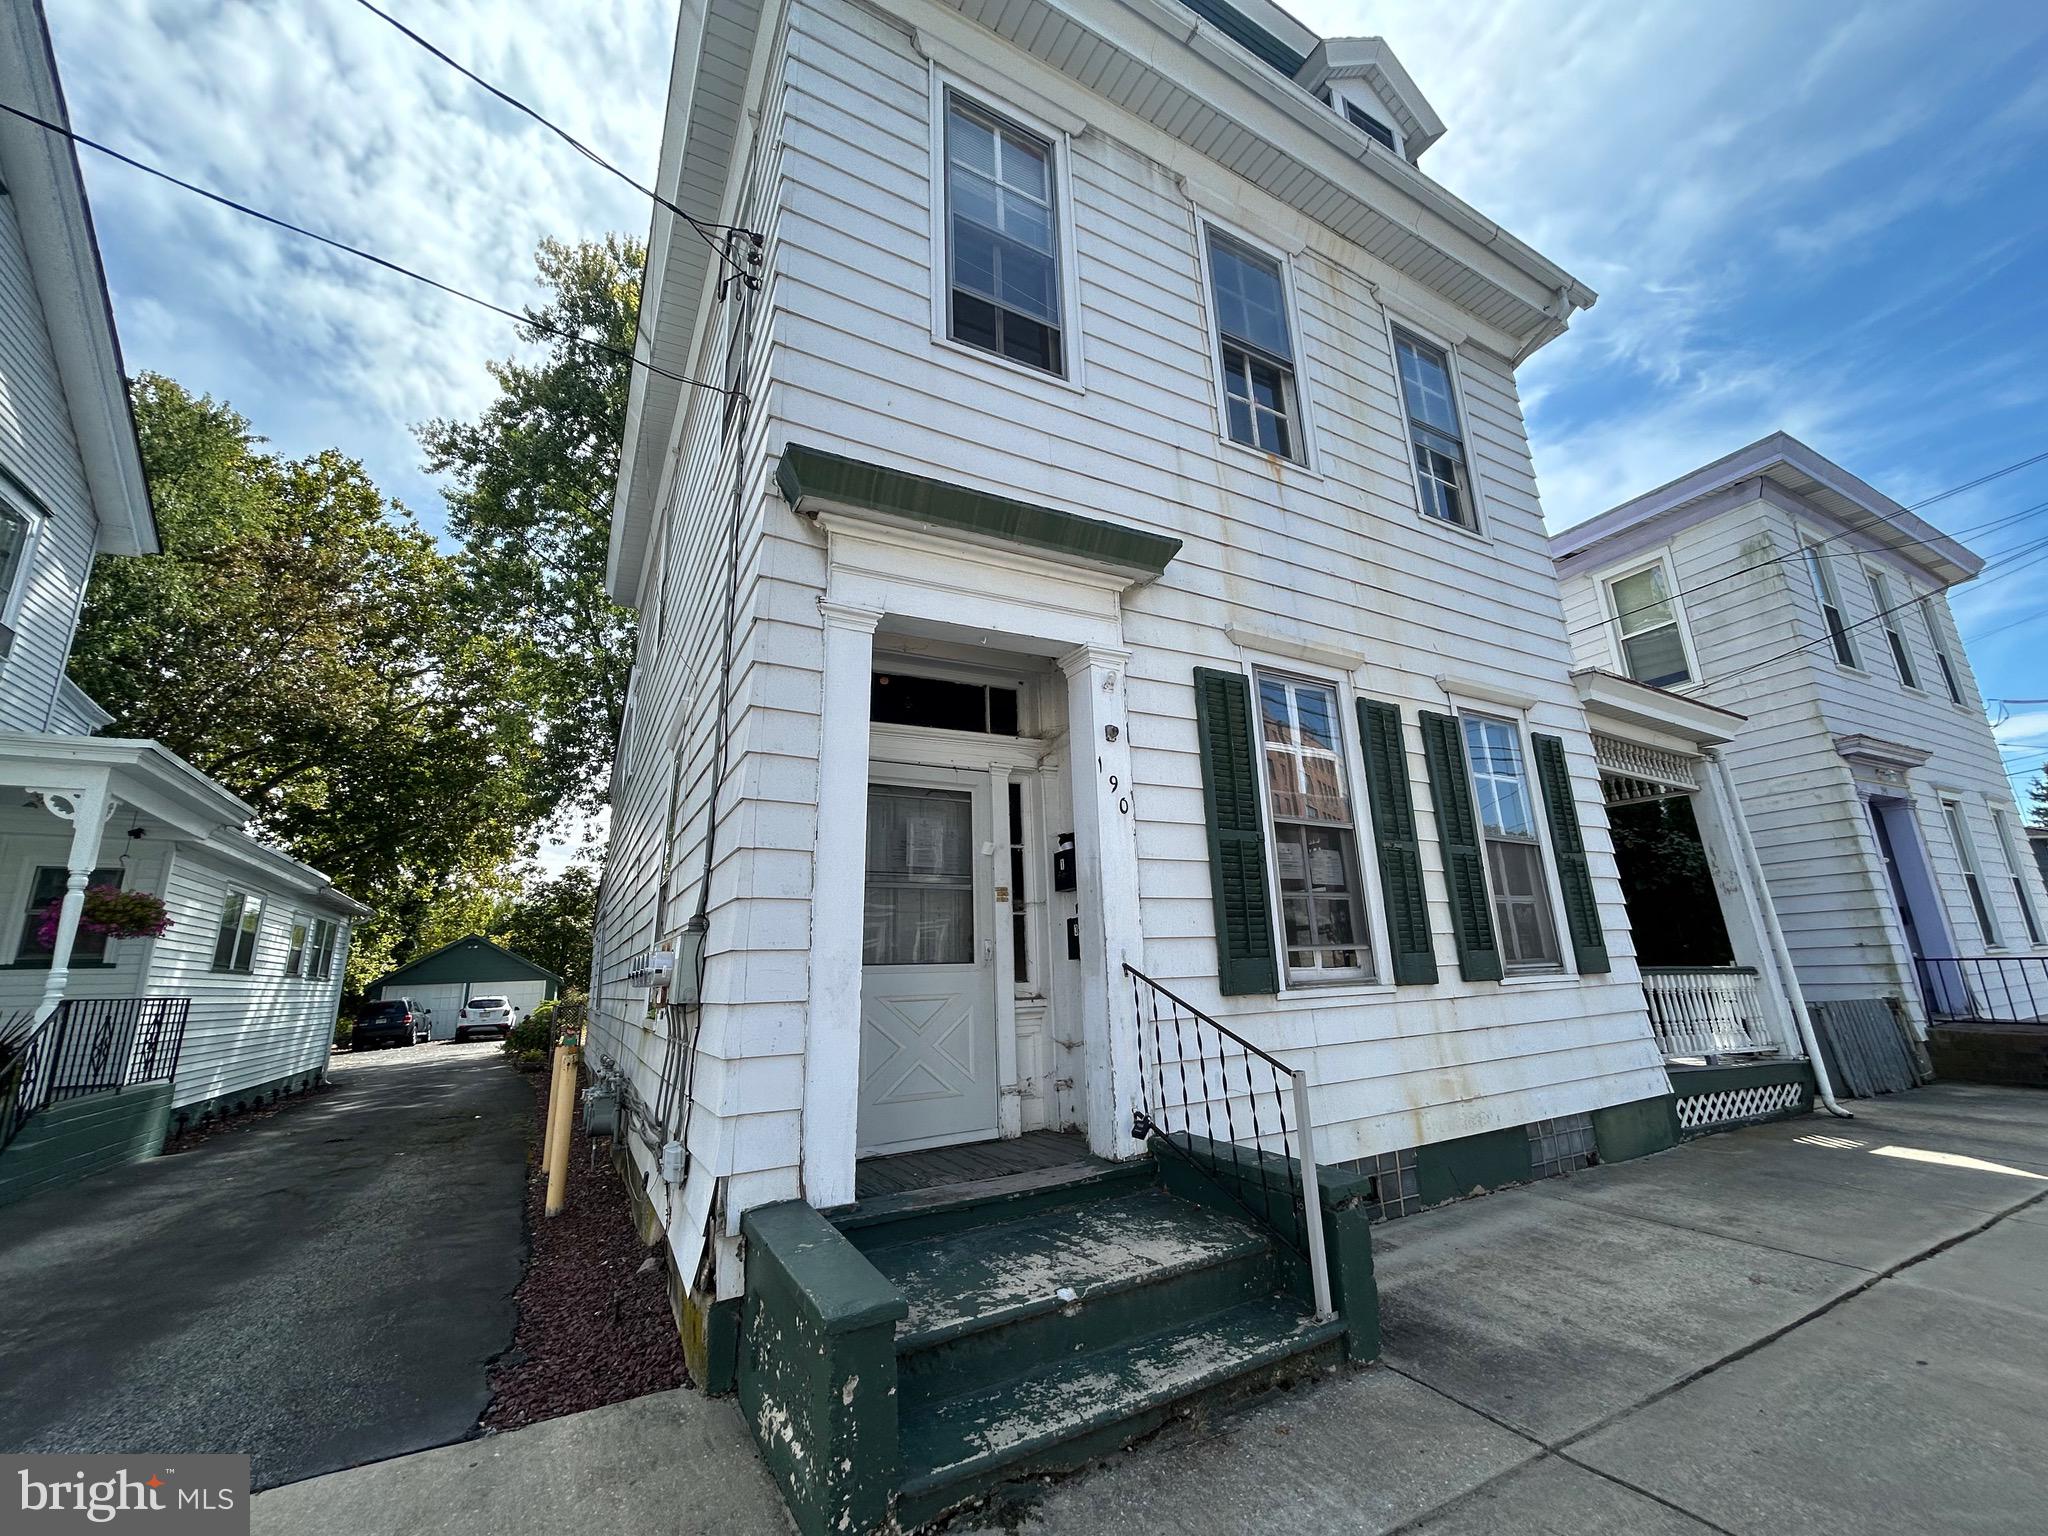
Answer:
[
  {"xmin": 342, "ymin": 0, "xmax": 763, "ymax": 286},
  {"xmin": 0, "ymin": 99, "xmax": 744, "ymax": 402}
]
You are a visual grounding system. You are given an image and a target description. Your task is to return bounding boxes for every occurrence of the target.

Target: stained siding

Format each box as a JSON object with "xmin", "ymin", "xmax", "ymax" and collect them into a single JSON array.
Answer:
[
  {"xmin": 1560, "ymin": 490, "xmax": 2048, "ymax": 1012},
  {"xmin": 0, "ymin": 189, "xmax": 97, "ymax": 732},
  {"xmin": 594, "ymin": 0, "xmax": 1671, "ymax": 1295}
]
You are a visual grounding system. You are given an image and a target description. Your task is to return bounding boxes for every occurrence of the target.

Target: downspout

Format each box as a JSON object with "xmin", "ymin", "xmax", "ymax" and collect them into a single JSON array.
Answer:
[{"xmin": 1704, "ymin": 747, "xmax": 1850, "ymax": 1117}]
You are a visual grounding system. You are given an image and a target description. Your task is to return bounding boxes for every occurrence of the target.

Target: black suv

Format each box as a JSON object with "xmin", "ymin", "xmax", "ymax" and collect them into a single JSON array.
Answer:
[{"xmin": 353, "ymin": 999, "xmax": 426, "ymax": 1050}]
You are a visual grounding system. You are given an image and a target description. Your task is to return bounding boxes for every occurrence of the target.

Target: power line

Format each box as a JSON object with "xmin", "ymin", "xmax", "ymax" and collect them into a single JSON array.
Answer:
[
  {"xmin": 1695, "ymin": 524, "xmax": 2048, "ymax": 695},
  {"xmin": 0, "ymin": 99, "xmax": 742, "ymax": 401},
  {"xmin": 1573, "ymin": 454, "xmax": 2048, "ymax": 641},
  {"xmin": 344, "ymin": 0, "xmax": 762, "ymax": 288}
]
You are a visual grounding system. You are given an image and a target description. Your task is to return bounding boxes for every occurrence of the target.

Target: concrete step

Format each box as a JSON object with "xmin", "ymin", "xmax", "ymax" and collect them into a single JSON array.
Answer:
[
  {"xmin": 867, "ymin": 1187, "xmax": 1277, "ymax": 1406},
  {"xmin": 833, "ymin": 1157, "xmax": 1155, "ymax": 1250},
  {"xmin": 894, "ymin": 1293, "xmax": 1344, "ymax": 1529}
]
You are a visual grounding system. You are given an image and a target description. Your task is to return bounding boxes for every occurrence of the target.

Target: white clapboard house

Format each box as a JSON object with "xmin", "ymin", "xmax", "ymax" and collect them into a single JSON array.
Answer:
[
  {"xmin": 0, "ymin": 0, "xmax": 365, "ymax": 1205},
  {"xmin": 584, "ymin": 1, "xmax": 1790, "ymax": 1525},
  {"xmin": 1554, "ymin": 434, "xmax": 2048, "ymax": 1057}
]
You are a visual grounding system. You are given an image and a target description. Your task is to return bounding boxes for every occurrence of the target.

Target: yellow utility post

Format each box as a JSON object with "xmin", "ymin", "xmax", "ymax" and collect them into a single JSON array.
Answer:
[{"xmin": 543, "ymin": 1038, "xmax": 581, "ymax": 1218}]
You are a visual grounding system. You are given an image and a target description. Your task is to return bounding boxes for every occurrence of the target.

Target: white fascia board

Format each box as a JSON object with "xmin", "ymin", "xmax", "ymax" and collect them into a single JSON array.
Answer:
[
  {"xmin": 1571, "ymin": 667, "xmax": 1745, "ymax": 748},
  {"xmin": 0, "ymin": 1, "xmax": 156, "ymax": 557}
]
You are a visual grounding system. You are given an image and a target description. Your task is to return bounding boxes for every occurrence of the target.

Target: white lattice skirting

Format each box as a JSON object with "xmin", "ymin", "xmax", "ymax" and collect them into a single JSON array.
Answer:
[{"xmin": 1674, "ymin": 1081, "xmax": 1805, "ymax": 1131}]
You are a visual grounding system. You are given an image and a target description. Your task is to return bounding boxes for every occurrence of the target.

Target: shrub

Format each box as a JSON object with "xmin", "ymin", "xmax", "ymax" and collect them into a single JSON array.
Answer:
[
  {"xmin": 503, "ymin": 1010, "xmax": 552, "ymax": 1064},
  {"xmin": 333, "ymin": 1013, "xmax": 354, "ymax": 1048}
]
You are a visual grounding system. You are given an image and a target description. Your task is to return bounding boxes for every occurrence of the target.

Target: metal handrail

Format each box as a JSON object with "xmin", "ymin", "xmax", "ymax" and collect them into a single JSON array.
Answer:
[
  {"xmin": 2, "ymin": 997, "xmax": 191, "ymax": 1150},
  {"xmin": 1123, "ymin": 963, "xmax": 1332, "ymax": 1321},
  {"xmin": 1916, "ymin": 956, "xmax": 2048, "ymax": 1025}
]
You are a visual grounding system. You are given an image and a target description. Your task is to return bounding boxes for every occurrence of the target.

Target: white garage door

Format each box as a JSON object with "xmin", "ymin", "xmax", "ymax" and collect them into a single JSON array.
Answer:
[{"xmin": 398, "ymin": 984, "xmax": 470, "ymax": 1041}]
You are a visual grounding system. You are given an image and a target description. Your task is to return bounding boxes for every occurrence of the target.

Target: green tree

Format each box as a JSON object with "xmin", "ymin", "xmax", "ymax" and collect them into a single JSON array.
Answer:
[
  {"xmin": 416, "ymin": 235, "xmax": 642, "ymax": 813},
  {"xmin": 498, "ymin": 864, "xmax": 598, "ymax": 988},
  {"xmin": 70, "ymin": 375, "xmax": 552, "ymax": 988}
]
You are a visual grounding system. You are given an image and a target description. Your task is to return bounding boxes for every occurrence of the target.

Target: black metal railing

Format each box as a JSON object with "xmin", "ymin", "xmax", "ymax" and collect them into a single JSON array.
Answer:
[
  {"xmin": 1124, "ymin": 963, "xmax": 1331, "ymax": 1317},
  {"xmin": 1916, "ymin": 956, "xmax": 2048, "ymax": 1025},
  {"xmin": 1, "ymin": 997, "xmax": 191, "ymax": 1151}
]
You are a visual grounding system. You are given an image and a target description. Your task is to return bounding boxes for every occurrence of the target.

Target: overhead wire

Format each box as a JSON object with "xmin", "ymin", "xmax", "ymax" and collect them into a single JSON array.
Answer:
[{"xmin": 0, "ymin": 99, "xmax": 743, "ymax": 401}]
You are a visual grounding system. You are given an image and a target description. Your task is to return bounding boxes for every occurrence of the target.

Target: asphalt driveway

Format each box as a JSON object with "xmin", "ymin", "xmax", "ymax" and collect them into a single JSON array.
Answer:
[{"xmin": 0, "ymin": 1041, "xmax": 531, "ymax": 1490}]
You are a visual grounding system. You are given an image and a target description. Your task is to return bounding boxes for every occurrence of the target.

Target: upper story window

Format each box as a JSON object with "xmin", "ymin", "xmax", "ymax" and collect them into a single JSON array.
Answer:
[
  {"xmin": 1865, "ymin": 568, "xmax": 1918, "ymax": 689},
  {"xmin": 1800, "ymin": 543, "xmax": 1857, "ymax": 668},
  {"xmin": 1393, "ymin": 330, "xmax": 1475, "ymax": 530},
  {"xmin": 1460, "ymin": 714, "xmax": 1561, "ymax": 971},
  {"xmin": 1256, "ymin": 673, "xmax": 1371, "ymax": 982},
  {"xmin": 1342, "ymin": 101, "xmax": 1398, "ymax": 152},
  {"xmin": 0, "ymin": 501, "xmax": 30, "ymax": 605},
  {"xmin": 1606, "ymin": 561, "xmax": 1691, "ymax": 688},
  {"xmin": 211, "ymin": 890, "xmax": 265, "ymax": 974},
  {"xmin": 1919, "ymin": 597, "xmax": 1965, "ymax": 704},
  {"xmin": 944, "ymin": 94, "xmax": 1063, "ymax": 375},
  {"xmin": 1205, "ymin": 229, "xmax": 1303, "ymax": 462}
]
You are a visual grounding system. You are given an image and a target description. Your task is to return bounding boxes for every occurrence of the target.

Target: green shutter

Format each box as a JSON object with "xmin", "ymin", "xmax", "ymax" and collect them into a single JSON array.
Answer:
[
  {"xmin": 1532, "ymin": 733, "xmax": 1611, "ymax": 974},
  {"xmin": 1194, "ymin": 667, "xmax": 1278, "ymax": 995},
  {"xmin": 1418, "ymin": 711, "xmax": 1503, "ymax": 983},
  {"xmin": 1356, "ymin": 699, "xmax": 1437, "ymax": 985}
]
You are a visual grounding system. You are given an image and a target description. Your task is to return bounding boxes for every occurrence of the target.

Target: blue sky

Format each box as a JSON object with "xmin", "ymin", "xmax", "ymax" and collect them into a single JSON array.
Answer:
[{"xmin": 46, "ymin": 0, "xmax": 2048, "ymax": 805}]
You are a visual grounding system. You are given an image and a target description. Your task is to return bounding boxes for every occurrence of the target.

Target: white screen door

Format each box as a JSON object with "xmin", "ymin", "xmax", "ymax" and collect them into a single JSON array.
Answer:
[{"xmin": 858, "ymin": 770, "xmax": 999, "ymax": 1154}]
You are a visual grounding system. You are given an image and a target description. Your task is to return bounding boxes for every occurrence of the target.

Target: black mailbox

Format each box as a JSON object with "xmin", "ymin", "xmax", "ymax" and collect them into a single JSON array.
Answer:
[{"xmin": 1053, "ymin": 832, "xmax": 1077, "ymax": 891}]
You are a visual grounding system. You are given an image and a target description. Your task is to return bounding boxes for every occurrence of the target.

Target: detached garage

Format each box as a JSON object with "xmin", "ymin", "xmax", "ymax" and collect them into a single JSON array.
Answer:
[{"xmin": 371, "ymin": 935, "xmax": 561, "ymax": 1042}]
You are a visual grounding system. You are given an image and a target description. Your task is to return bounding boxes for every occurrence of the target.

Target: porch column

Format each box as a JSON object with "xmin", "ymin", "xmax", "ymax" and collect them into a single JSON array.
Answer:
[
  {"xmin": 804, "ymin": 600, "xmax": 881, "ymax": 1209},
  {"xmin": 1694, "ymin": 749, "xmax": 1805, "ymax": 1056},
  {"xmin": 29, "ymin": 772, "xmax": 114, "ymax": 1028},
  {"xmin": 1058, "ymin": 644, "xmax": 1142, "ymax": 1160}
]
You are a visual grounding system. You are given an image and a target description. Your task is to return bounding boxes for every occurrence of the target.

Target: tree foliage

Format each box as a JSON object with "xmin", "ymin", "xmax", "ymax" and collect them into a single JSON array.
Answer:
[
  {"xmin": 416, "ymin": 234, "xmax": 642, "ymax": 813},
  {"xmin": 70, "ymin": 374, "xmax": 552, "ymax": 987}
]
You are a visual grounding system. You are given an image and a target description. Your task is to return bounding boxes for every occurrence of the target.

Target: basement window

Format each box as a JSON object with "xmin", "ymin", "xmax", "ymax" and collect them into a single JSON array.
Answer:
[{"xmin": 871, "ymin": 672, "xmax": 1020, "ymax": 735}]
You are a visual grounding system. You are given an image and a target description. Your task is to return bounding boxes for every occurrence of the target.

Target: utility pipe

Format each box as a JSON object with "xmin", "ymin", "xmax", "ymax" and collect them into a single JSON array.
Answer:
[
  {"xmin": 544, "ymin": 1042, "xmax": 581, "ymax": 1216},
  {"xmin": 1704, "ymin": 749, "xmax": 1849, "ymax": 1117}
]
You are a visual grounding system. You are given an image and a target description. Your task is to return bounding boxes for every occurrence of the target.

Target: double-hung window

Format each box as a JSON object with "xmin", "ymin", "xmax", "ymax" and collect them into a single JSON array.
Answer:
[
  {"xmin": 944, "ymin": 94, "xmax": 1064, "ymax": 375},
  {"xmin": 309, "ymin": 918, "xmax": 339, "ymax": 981},
  {"xmin": 1460, "ymin": 715, "xmax": 1562, "ymax": 970},
  {"xmin": 1991, "ymin": 809, "xmax": 2044, "ymax": 947},
  {"xmin": 1606, "ymin": 562, "xmax": 1691, "ymax": 687},
  {"xmin": 285, "ymin": 916, "xmax": 310, "ymax": 978},
  {"xmin": 1920, "ymin": 598, "xmax": 1965, "ymax": 704},
  {"xmin": 1393, "ymin": 331, "xmax": 1474, "ymax": 529},
  {"xmin": 212, "ymin": 891, "xmax": 265, "ymax": 973},
  {"xmin": 0, "ymin": 500, "xmax": 30, "ymax": 608},
  {"xmin": 1256, "ymin": 673, "xmax": 1371, "ymax": 981},
  {"xmin": 1206, "ymin": 230, "xmax": 1303, "ymax": 461},
  {"xmin": 14, "ymin": 865, "xmax": 122, "ymax": 966},
  {"xmin": 1801, "ymin": 543, "xmax": 1857, "ymax": 667},
  {"xmin": 1866, "ymin": 569, "xmax": 1918, "ymax": 688},
  {"xmin": 1942, "ymin": 799, "xmax": 2000, "ymax": 947}
]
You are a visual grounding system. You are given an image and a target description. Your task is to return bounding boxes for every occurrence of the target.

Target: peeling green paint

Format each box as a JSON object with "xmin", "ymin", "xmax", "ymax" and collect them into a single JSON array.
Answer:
[
  {"xmin": 1414, "ymin": 1125, "xmax": 1533, "ymax": 1207},
  {"xmin": 1591, "ymin": 1094, "xmax": 1681, "ymax": 1164}
]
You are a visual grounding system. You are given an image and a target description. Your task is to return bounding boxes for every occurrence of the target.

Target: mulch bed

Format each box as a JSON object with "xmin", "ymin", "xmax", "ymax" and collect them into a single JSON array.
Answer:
[
  {"xmin": 482, "ymin": 1061, "xmax": 691, "ymax": 1432},
  {"xmin": 160, "ymin": 1080, "xmax": 330, "ymax": 1155}
]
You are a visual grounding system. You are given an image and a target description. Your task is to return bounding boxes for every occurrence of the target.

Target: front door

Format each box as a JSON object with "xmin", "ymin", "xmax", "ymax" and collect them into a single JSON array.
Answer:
[{"xmin": 858, "ymin": 769, "xmax": 999, "ymax": 1155}]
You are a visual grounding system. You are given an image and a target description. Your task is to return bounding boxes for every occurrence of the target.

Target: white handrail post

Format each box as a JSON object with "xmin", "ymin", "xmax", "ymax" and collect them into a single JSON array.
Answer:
[{"xmin": 1291, "ymin": 1068, "xmax": 1333, "ymax": 1322}]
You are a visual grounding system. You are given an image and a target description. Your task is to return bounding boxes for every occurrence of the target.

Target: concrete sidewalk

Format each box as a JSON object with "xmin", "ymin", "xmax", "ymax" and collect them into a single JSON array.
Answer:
[{"xmin": 252, "ymin": 1083, "xmax": 2048, "ymax": 1535}]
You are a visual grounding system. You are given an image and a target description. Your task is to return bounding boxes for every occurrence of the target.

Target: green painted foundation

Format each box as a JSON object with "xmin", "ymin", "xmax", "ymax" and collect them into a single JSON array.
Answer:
[
  {"xmin": 0, "ymin": 1081, "xmax": 173, "ymax": 1207},
  {"xmin": 1592, "ymin": 1094, "xmax": 1681, "ymax": 1164},
  {"xmin": 739, "ymin": 1201, "xmax": 906, "ymax": 1536},
  {"xmin": 170, "ymin": 1066, "xmax": 325, "ymax": 1136},
  {"xmin": 1414, "ymin": 1124, "xmax": 1533, "ymax": 1206}
]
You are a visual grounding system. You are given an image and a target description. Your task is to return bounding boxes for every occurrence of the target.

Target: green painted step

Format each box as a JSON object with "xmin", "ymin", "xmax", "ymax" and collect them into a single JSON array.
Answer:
[
  {"xmin": 834, "ymin": 1158, "xmax": 1155, "ymax": 1250},
  {"xmin": 895, "ymin": 1293, "xmax": 1344, "ymax": 1528},
  {"xmin": 867, "ymin": 1188, "xmax": 1278, "ymax": 1406}
]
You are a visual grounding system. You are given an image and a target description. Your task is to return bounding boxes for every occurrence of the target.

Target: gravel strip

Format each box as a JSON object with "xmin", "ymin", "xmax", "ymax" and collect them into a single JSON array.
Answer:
[{"xmin": 482, "ymin": 1060, "xmax": 690, "ymax": 1432}]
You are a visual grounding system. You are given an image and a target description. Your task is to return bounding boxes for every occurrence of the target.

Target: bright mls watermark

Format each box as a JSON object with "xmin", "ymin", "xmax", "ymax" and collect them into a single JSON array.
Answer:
[{"xmin": 3, "ymin": 1456, "xmax": 249, "ymax": 1534}]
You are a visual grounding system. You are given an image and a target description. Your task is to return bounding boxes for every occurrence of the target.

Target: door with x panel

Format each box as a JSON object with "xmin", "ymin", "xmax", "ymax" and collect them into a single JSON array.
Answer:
[{"xmin": 858, "ymin": 771, "xmax": 999, "ymax": 1154}]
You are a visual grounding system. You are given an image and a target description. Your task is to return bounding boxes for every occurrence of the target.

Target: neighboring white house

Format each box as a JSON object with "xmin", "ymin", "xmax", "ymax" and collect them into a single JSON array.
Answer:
[
  {"xmin": 0, "ymin": 0, "xmax": 365, "ymax": 1172},
  {"xmin": 1554, "ymin": 433, "xmax": 2048, "ymax": 1034}
]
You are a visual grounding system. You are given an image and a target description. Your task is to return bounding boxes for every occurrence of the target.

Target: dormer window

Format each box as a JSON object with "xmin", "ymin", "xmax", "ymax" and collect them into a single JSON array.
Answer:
[{"xmin": 1342, "ymin": 100, "xmax": 1397, "ymax": 152}]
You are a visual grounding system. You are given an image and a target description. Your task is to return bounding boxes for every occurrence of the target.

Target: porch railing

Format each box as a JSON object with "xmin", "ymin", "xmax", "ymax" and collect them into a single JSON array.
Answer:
[
  {"xmin": 1916, "ymin": 956, "xmax": 2048, "ymax": 1025},
  {"xmin": 1641, "ymin": 966, "xmax": 1780, "ymax": 1059},
  {"xmin": 1, "ymin": 997, "xmax": 191, "ymax": 1152},
  {"xmin": 1123, "ymin": 963, "xmax": 1331, "ymax": 1320}
]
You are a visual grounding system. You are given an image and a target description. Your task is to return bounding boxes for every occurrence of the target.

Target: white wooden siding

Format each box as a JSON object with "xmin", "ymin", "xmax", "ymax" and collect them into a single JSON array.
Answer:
[
  {"xmin": 592, "ymin": 0, "xmax": 1669, "ymax": 1293},
  {"xmin": 0, "ymin": 190, "xmax": 98, "ymax": 733}
]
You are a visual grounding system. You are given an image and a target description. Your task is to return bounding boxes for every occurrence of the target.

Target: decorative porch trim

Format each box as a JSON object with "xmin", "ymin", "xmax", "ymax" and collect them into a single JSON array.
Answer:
[
  {"xmin": 777, "ymin": 445, "xmax": 1181, "ymax": 583},
  {"xmin": 1592, "ymin": 731, "xmax": 1700, "ymax": 801}
]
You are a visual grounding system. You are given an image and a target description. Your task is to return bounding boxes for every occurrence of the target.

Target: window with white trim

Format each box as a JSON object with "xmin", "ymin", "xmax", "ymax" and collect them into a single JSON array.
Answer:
[
  {"xmin": 1942, "ymin": 799, "xmax": 2000, "ymax": 947},
  {"xmin": 1343, "ymin": 100, "xmax": 1398, "ymax": 151},
  {"xmin": 14, "ymin": 865, "xmax": 121, "ymax": 966},
  {"xmin": 0, "ymin": 501, "xmax": 31, "ymax": 612},
  {"xmin": 1801, "ymin": 542, "xmax": 1857, "ymax": 667},
  {"xmin": 285, "ymin": 916, "xmax": 309, "ymax": 977},
  {"xmin": 1991, "ymin": 808, "xmax": 2044, "ymax": 947},
  {"xmin": 1606, "ymin": 561, "xmax": 1691, "ymax": 687},
  {"xmin": 943, "ymin": 93, "xmax": 1064, "ymax": 375},
  {"xmin": 1460, "ymin": 714, "xmax": 1562, "ymax": 971},
  {"xmin": 1255, "ymin": 673, "xmax": 1372, "ymax": 981},
  {"xmin": 1919, "ymin": 597, "xmax": 1965, "ymax": 704},
  {"xmin": 309, "ymin": 918, "xmax": 339, "ymax": 981},
  {"xmin": 1866, "ymin": 568, "xmax": 1918, "ymax": 688},
  {"xmin": 211, "ymin": 890, "xmax": 265, "ymax": 973},
  {"xmin": 1393, "ymin": 330, "xmax": 1474, "ymax": 529},
  {"xmin": 1205, "ymin": 229, "xmax": 1303, "ymax": 462}
]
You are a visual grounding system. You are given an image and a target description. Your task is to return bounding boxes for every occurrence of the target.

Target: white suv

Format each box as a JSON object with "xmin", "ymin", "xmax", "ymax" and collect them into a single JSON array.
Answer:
[{"xmin": 454, "ymin": 996, "xmax": 517, "ymax": 1041}]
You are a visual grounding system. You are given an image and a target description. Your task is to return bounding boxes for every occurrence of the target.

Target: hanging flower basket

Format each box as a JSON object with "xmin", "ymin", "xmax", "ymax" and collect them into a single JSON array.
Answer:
[{"xmin": 35, "ymin": 886, "xmax": 172, "ymax": 949}]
